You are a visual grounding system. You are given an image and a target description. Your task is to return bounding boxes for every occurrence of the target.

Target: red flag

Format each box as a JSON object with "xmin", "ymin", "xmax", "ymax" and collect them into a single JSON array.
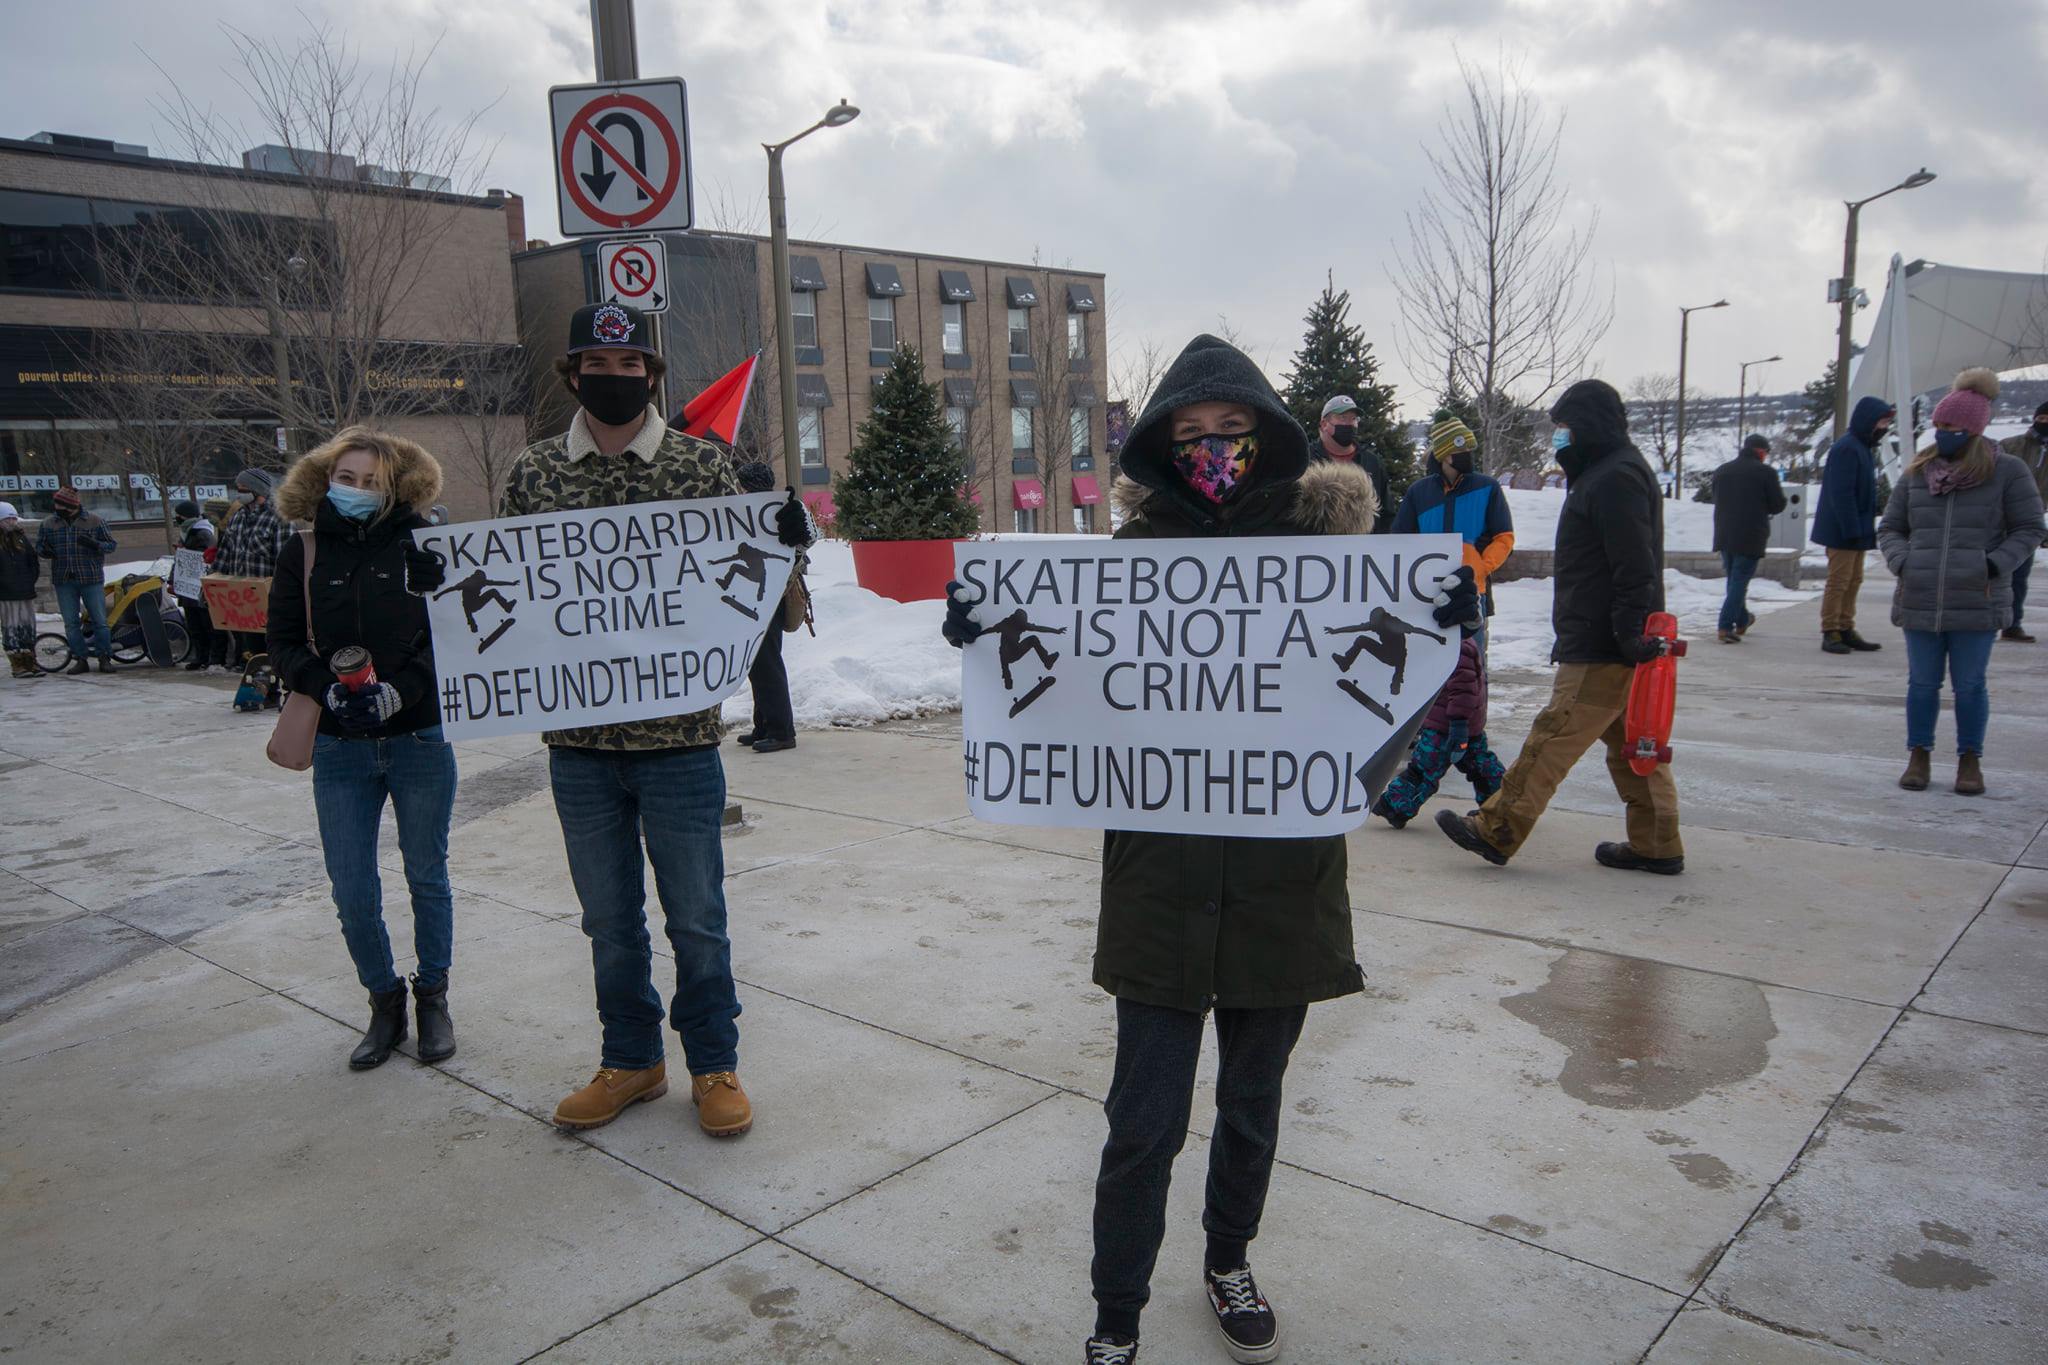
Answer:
[{"xmin": 676, "ymin": 352, "xmax": 761, "ymax": 444}]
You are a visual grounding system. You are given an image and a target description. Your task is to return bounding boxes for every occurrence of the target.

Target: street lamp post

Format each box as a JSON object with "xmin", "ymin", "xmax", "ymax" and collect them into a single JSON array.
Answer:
[
  {"xmin": 767, "ymin": 100, "xmax": 860, "ymax": 489},
  {"xmin": 265, "ymin": 251, "xmax": 309, "ymax": 460},
  {"xmin": 1674, "ymin": 299, "xmax": 1728, "ymax": 496},
  {"xmin": 1736, "ymin": 353, "xmax": 1782, "ymax": 445},
  {"xmin": 1832, "ymin": 167, "xmax": 1935, "ymax": 441}
]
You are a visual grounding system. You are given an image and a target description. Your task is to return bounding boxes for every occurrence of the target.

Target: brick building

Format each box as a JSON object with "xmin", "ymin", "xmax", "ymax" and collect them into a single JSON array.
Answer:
[
  {"xmin": 0, "ymin": 131, "xmax": 527, "ymax": 564},
  {"xmin": 514, "ymin": 233, "xmax": 1111, "ymax": 534}
]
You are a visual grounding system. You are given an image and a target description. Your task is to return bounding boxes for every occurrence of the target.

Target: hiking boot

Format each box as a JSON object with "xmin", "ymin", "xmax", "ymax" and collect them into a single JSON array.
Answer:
[
  {"xmin": 1435, "ymin": 809, "xmax": 1509, "ymax": 866},
  {"xmin": 1370, "ymin": 795, "xmax": 1409, "ymax": 830},
  {"xmin": 94, "ymin": 656, "xmax": 117, "ymax": 674},
  {"xmin": 8, "ymin": 650, "xmax": 37, "ymax": 678},
  {"xmin": 1821, "ymin": 632, "xmax": 1852, "ymax": 655},
  {"xmin": 2001, "ymin": 625, "xmax": 2035, "ymax": 643},
  {"xmin": 411, "ymin": 975, "xmax": 456, "ymax": 1064},
  {"xmin": 554, "ymin": 1063, "xmax": 668, "ymax": 1131},
  {"xmin": 1717, "ymin": 630, "xmax": 1742, "ymax": 645},
  {"xmin": 749, "ymin": 736, "xmax": 795, "ymax": 754},
  {"xmin": 1735, "ymin": 611, "xmax": 1757, "ymax": 639},
  {"xmin": 1842, "ymin": 629, "xmax": 1882, "ymax": 652},
  {"xmin": 1899, "ymin": 747, "xmax": 1931, "ymax": 791},
  {"xmin": 1955, "ymin": 753, "xmax": 1985, "ymax": 796},
  {"xmin": 1084, "ymin": 1336, "xmax": 1139, "ymax": 1365},
  {"xmin": 692, "ymin": 1071, "xmax": 754, "ymax": 1137},
  {"xmin": 349, "ymin": 986, "xmax": 410, "ymax": 1070},
  {"xmin": 1205, "ymin": 1264, "xmax": 1280, "ymax": 1364},
  {"xmin": 65, "ymin": 658, "xmax": 90, "ymax": 675},
  {"xmin": 1594, "ymin": 842, "xmax": 1684, "ymax": 876}
]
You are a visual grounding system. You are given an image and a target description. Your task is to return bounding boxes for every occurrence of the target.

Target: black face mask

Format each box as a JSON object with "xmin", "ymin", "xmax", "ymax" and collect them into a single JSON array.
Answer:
[
  {"xmin": 1330, "ymin": 424, "xmax": 1357, "ymax": 448},
  {"xmin": 575, "ymin": 372, "xmax": 651, "ymax": 426},
  {"xmin": 2033, "ymin": 419, "xmax": 2048, "ymax": 438},
  {"xmin": 1448, "ymin": 452, "xmax": 1474, "ymax": 477}
]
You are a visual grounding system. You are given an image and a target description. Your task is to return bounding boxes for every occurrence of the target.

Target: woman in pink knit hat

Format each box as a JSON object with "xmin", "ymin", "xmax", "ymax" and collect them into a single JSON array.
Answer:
[{"xmin": 1877, "ymin": 368, "xmax": 2045, "ymax": 794}]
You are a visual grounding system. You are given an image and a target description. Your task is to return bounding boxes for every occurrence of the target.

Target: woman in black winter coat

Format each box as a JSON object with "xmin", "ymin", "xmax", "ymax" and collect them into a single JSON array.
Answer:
[{"xmin": 268, "ymin": 427, "xmax": 458, "ymax": 1071}]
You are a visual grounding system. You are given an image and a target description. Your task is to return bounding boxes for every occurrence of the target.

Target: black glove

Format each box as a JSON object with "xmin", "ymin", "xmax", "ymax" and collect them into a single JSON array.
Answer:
[
  {"xmin": 775, "ymin": 490, "xmax": 815, "ymax": 548},
  {"xmin": 942, "ymin": 580, "xmax": 986, "ymax": 648},
  {"xmin": 403, "ymin": 546, "xmax": 446, "ymax": 596},
  {"xmin": 1619, "ymin": 632, "xmax": 1670, "ymax": 664},
  {"xmin": 1427, "ymin": 565, "xmax": 1481, "ymax": 632},
  {"xmin": 325, "ymin": 682, "xmax": 402, "ymax": 732}
]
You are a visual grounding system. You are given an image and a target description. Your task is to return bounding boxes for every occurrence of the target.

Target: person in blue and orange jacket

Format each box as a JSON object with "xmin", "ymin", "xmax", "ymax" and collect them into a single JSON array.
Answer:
[{"xmin": 1390, "ymin": 413, "xmax": 1515, "ymax": 607}]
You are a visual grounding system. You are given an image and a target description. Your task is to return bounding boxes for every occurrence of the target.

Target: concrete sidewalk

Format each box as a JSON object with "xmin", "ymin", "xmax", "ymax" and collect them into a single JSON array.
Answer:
[{"xmin": 3, "ymin": 567, "xmax": 2045, "ymax": 1362}]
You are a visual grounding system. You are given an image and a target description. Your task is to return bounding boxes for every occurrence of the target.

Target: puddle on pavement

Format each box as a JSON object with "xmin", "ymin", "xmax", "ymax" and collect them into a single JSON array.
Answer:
[
  {"xmin": 1501, "ymin": 949, "xmax": 1778, "ymax": 1110},
  {"xmin": 2011, "ymin": 887, "xmax": 2048, "ymax": 920},
  {"xmin": 1886, "ymin": 1249, "xmax": 1996, "ymax": 1291}
]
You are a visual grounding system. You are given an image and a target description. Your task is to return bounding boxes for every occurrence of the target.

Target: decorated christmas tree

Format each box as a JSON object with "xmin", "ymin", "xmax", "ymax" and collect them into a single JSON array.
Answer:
[
  {"xmin": 1282, "ymin": 272, "xmax": 1415, "ymax": 499},
  {"xmin": 833, "ymin": 345, "xmax": 980, "ymax": 541}
]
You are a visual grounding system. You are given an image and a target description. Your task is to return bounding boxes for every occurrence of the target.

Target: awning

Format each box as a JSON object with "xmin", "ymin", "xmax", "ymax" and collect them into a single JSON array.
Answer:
[
  {"xmin": 1068, "ymin": 380, "xmax": 1099, "ymax": 406},
  {"xmin": 1010, "ymin": 378, "xmax": 1040, "ymax": 407},
  {"xmin": 938, "ymin": 269, "xmax": 975, "ymax": 303},
  {"xmin": 789, "ymin": 254, "xmax": 827, "ymax": 291},
  {"xmin": 1072, "ymin": 475, "xmax": 1102, "ymax": 505},
  {"xmin": 1066, "ymin": 282, "xmax": 1098, "ymax": 312},
  {"xmin": 802, "ymin": 490, "xmax": 837, "ymax": 524},
  {"xmin": 795, "ymin": 373, "xmax": 832, "ymax": 407},
  {"xmin": 1011, "ymin": 478, "xmax": 1046, "ymax": 510},
  {"xmin": 864, "ymin": 263, "xmax": 905, "ymax": 298},
  {"xmin": 1005, "ymin": 275, "xmax": 1039, "ymax": 308},
  {"xmin": 943, "ymin": 377, "xmax": 977, "ymax": 407}
]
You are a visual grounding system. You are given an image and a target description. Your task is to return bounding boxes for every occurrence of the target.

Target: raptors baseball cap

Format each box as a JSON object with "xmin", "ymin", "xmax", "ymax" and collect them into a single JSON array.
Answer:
[{"xmin": 567, "ymin": 302, "xmax": 657, "ymax": 356}]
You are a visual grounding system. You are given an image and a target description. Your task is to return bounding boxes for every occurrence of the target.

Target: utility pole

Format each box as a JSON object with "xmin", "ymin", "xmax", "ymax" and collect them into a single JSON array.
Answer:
[
  {"xmin": 1674, "ymin": 299, "xmax": 1727, "ymax": 497},
  {"xmin": 1831, "ymin": 168, "xmax": 1935, "ymax": 441},
  {"xmin": 588, "ymin": 0, "xmax": 666, "ymax": 405}
]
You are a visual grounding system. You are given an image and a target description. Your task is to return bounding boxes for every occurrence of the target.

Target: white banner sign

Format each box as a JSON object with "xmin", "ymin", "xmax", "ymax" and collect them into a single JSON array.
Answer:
[
  {"xmin": 955, "ymin": 534, "xmax": 1464, "ymax": 838},
  {"xmin": 413, "ymin": 493, "xmax": 792, "ymax": 740},
  {"xmin": 171, "ymin": 548, "xmax": 207, "ymax": 600}
]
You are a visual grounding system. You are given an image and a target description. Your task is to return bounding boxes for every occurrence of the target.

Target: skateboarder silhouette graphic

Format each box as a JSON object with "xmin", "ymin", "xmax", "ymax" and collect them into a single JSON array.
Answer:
[
  {"xmin": 989, "ymin": 608, "xmax": 1066, "ymax": 716},
  {"xmin": 1325, "ymin": 607, "xmax": 1445, "ymax": 722},
  {"xmin": 709, "ymin": 543, "xmax": 792, "ymax": 621},
  {"xmin": 437, "ymin": 569, "xmax": 519, "ymax": 653}
]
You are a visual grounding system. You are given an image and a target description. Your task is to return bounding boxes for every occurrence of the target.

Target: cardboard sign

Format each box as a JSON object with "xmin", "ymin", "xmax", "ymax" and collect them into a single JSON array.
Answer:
[
  {"xmin": 955, "ymin": 534, "xmax": 1463, "ymax": 838},
  {"xmin": 413, "ymin": 493, "xmax": 791, "ymax": 740},
  {"xmin": 201, "ymin": 576, "xmax": 270, "ymax": 633}
]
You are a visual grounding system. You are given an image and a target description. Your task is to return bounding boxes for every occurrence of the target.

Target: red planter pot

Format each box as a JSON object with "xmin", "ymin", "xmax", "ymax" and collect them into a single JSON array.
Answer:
[{"xmin": 849, "ymin": 538, "xmax": 967, "ymax": 603}]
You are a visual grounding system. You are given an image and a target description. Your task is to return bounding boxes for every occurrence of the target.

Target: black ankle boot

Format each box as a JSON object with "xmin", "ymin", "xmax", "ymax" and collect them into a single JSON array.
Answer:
[
  {"xmin": 349, "ymin": 986, "xmax": 410, "ymax": 1070},
  {"xmin": 412, "ymin": 975, "xmax": 456, "ymax": 1063}
]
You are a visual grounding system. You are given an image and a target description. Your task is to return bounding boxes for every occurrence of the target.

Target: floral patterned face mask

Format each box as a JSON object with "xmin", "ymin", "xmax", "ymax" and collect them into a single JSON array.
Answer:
[{"xmin": 1169, "ymin": 431, "xmax": 1259, "ymax": 504}]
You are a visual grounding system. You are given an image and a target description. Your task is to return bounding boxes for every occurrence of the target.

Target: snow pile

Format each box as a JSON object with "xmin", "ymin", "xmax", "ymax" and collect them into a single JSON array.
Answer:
[
  {"xmin": 1503, "ymin": 488, "xmax": 1722, "ymax": 552},
  {"xmin": 1485, "ymin": 570, "xmax": 1814, "ymax": 672}
]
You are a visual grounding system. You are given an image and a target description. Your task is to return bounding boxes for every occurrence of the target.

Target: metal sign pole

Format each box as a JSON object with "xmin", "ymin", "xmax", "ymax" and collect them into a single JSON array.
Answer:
[{"xmin": 588, "ymin": 0, "xmax": 665, "ymax": 403}]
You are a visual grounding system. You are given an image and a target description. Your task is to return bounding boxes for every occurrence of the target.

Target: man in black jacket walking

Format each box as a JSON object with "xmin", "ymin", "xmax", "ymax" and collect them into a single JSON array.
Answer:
[
  {"xmin": 1710, "ymin": 434, "xmax": 1787, "ymax": 644},
  {"xmin": 1437, "ymin": 379, "xmax": 1685, "ymax": 875}
]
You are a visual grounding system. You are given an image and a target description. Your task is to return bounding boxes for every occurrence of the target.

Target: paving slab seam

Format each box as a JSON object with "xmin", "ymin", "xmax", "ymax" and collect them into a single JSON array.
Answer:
[
  {"xmin": 1687, "ymin": 1296, "xmax": 1884, "ymax": 1361},
  {"xmin": 722, "ymin": 821, "xmax": 946, "ymax": 882},
  {"xmin": 743, "ymin": 1231, "xmax": 1030, "ymax": 1365},
  {"xmin": 15, "ymin": 749, "xmax": 302, "ymax": 848},
  {"xmin": 1901, "ymin": 1004, "xmax": 2048, "ymax": 1040},
  {"xmin": 505, "ymin": 1234, "xmax": 777, "ymax": 1365}
]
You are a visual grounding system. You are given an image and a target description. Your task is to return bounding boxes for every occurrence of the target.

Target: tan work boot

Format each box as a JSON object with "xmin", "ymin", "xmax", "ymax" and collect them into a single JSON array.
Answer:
[
  {"xmin": 692, "ymin": 1071, "xmax": 753, "ymax": 1137},
  {"xmin": 553, "ymin": 1062, "xmax": 668, "ymax": 1131},
  {"xmin": 1899, "ymin": 747, "xmax": 1931, "ymax": 791},
  {"xmin": 1955, "ymin": 753, "xmax": 1985, "ymax": 796}
]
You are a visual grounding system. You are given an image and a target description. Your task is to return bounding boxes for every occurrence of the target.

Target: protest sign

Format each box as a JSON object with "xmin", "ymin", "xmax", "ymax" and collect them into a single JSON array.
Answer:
[
  {"xmin": 201, "ymin": 576, "xmax": 270, "ymax": 633},
  {"xmin": 413, "ymin": 493, "xmax": 792, "ymax": 740},
  {"xmin": 954, "ymin": 534, "xmax": 1463, "ymax": 838},
  {"xmin": 170, "ymin": 548, "xmax": 207, "ymax": 601}
]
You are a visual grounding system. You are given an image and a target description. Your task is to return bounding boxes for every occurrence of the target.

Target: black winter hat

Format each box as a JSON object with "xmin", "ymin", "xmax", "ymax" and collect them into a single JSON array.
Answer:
[
  {"xmin": 1549, "ymin": 379, "xmax": 1629, "ymax": 455},
  {"xmin": 1741, "ymin": 432, "xmax": 1771, "ymax": 454},
  {"xmin": 735, "ymin": 460, "xmax": 778, "ymax": 494},
  {"xmin": 1118, "ymin": 333, "xmax": 1308, "ymax": 492},
  {"xmin": 568, "ymin": 302, "xmax": 657, "ymax": 356},
  {"xmin": 173, "ymin": 499, "xmax": 201, "ymax": 519},
  {"xmin": 2034, "ymin": 400, "xmax": 2048, "ymax": 419}
]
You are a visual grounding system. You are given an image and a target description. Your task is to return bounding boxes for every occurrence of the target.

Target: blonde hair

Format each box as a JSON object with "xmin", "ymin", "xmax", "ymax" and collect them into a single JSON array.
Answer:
[
  {"xmin": 299, "ymin": 426, "xmax": 432, "ymax": 521},
  {"xmin": 1906, "ymin": 433, "xmax": 1997, "ymax": 486}
]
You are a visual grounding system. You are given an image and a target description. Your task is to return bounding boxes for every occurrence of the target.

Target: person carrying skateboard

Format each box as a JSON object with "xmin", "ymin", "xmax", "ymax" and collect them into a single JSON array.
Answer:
[{"xmin": 1435, "ymin": 379, "xmax": 1685, "ymax": 875}]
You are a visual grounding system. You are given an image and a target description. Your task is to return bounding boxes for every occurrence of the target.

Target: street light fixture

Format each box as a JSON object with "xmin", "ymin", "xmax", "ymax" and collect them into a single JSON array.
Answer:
[
  {"xmin": 1674, "ymin": 300, "xmax": 1728, "ymax": 497},
  {"xmin": 1736, "ymin": 354, "xmax": 1782, "ymax": 445},
  {"xmin": 1831, "ymin": 168, "xmax": 1935, "ymax": 441},
  {"xmin": 767, "ymin": 100, "xmax": 861, "ymax": 489}
]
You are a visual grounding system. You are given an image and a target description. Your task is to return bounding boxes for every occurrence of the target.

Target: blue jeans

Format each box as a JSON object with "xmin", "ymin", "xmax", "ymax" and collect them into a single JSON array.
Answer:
[
  {"xmin": 1719, "ymin": 553, "xmax": 1760, "ymax": 634},
  {"xmin": 549, "ymin": 745, "xmax": 739, "ymax": 1073},
  {"xmin": 1904, "ymin": 629, "xmax": 1997, "ymax": 756},
  {"xmin": 54, "ymin": 580, "xmax": 111, "ymax": 660},
  {"xmin": 2012, "ymin": 553, "xmax": 2033, "ymax": 627},
  {"xmin": 312, "ymin": 725, "xmax": 458, "ymax": 994}
]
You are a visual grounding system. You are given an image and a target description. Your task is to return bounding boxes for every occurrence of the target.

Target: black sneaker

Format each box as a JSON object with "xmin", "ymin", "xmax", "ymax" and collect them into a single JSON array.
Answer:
[
  {"xmin": 1370, "ymin": 795, "xmax": 1409, "ymax": 830},
  {"xmin": 1205, "ymin": 1265, "xmax": 1279, "ymax": 1364},
  {"xmin": 1084, "ymin": 1334, "xmax": 1138, "ymax": 1365},
  {"xmin": 1594, "ymin": 841, "xmax": 1684, "ymax": 876},
  {"xmin": 1435, "ymin": 808, "xmax": 1509, "ymax": 866}
]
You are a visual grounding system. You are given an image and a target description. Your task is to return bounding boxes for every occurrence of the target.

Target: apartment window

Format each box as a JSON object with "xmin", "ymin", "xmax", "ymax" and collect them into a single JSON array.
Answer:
[
  {"xmin": 1014, "ymin": 508, "xmax": 1040, "ymax": 534},
  {"xmin": 1069, "ymin": 408, "xmax": 1090, "ymax": 464},
  {"xmin": 1011, "ymin": 406, "xmax": 1033, "ymax": 453},
  {"xmin": 942, "ymin": 301, "xmax": 966, "ymax": 356},
  {"xmin": 792, "ymin": 291, "xmax": 818, "ymax": 350},
  {"xmin": 798, "ymin": 409, "xmax": 824, "ymax": 468},
  {"xmin": 945, "ymin": 405, "xmax": 968, "ymax": 449},
  {"xmin": 1008, "ymin": 307, "xmax": 1030, "ymax": 360},
  {"xmin": 868, "ymin": 296, "xmax": 896, "ymax": 353},
  {"xmin": 1067, "ymin": 312, "xmax": 1088, "ymax": 363},
  {"xmin": 1073, "ymin": 505, "xmax": 1094, "ymax": 534}
]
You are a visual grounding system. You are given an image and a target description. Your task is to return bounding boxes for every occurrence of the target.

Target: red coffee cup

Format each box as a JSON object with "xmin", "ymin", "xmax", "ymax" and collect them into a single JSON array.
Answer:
[{"xmin": 330, "ymin": 645, "xmax": 377, "ymax": 691}]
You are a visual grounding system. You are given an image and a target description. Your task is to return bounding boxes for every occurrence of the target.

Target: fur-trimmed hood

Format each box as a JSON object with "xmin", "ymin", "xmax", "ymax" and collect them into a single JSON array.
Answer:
[
  {"xmin": 1112, "ymin": 459, "xmax": 1377, "ymax": 537},
  {"xmin": 278, "ymin": 435, "xmax": 444, "ymax": 524}
]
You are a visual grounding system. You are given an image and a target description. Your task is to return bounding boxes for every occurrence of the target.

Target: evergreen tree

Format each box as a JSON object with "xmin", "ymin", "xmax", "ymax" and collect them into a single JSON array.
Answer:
[
  {"xmin": 1281, "ymin": 273, "xmax": 1414, "ymax": 499},
  {"xmin": 833, "ymin": 345, "xmax": 980, "ymax": 541},
  {"xmin": 1794, "ymin": 359, "xmax": 1840, "ymax": 444}
]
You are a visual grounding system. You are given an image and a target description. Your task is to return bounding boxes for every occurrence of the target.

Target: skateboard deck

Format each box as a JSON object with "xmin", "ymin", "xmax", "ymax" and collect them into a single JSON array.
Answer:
[
  {"xmin": 1624, "ymin": 611, "xmax": 1686, "ymax": 776},
  {"xmin": 133, "ymin": 590, "xmax": 174, "ymax": 667}
]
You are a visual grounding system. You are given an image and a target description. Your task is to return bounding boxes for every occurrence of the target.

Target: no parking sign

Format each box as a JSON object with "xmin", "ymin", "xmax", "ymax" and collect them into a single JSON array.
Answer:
[{"xmin": 597, "ymin": 238, "xmax": 668, "ymax": 313}]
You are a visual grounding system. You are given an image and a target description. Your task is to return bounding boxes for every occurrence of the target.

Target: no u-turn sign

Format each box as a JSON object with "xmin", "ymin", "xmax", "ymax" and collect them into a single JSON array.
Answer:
[{"xmin": 550, "ymin": 78, "xmax": 693, "ymax": 236}]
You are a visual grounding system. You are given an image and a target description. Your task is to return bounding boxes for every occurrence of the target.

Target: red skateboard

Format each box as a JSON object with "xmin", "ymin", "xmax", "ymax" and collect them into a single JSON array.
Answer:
[{"xmin": 1624, "ymin": 611, "xmax": 1687, "ymax": 776}]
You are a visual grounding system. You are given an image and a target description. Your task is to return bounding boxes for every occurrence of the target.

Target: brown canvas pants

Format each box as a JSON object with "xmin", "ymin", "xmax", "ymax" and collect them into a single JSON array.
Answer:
[
  {"xmin": 1820, "ymin": 549, "xmax": 1866, "ymax": 634},
  {"xmin": 1474, "ymin": 662, "xmax": 1683, "ymax": 860}
]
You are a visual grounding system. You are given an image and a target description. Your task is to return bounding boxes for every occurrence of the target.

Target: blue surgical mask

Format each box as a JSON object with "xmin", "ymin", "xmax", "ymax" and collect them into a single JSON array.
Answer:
[
  {"xmin": 1551, "ymin": 427, "xmax": 1571, "ymax": 453},
  {"xmin": 326, "ymin": 483, "xmax": 385, "ymax": 521},
  {"xmin": 1933, "ymin": 430, "xmax": 1972, "ymax": 459}
]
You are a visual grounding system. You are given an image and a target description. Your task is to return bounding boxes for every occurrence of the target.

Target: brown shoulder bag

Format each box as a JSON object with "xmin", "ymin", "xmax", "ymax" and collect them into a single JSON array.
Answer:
[{"xmin": 265, "ymin": 531, "xmax": 323, "ymax": 771}]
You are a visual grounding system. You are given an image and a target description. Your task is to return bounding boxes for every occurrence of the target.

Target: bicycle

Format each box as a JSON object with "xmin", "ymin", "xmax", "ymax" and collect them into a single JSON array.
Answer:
[{"xmin": 35, "ymin": 571, "xmax": 192, "ymax": 672}]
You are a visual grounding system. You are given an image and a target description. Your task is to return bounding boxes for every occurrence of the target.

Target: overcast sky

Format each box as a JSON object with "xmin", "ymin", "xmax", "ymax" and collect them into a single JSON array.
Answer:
[{"xmin": 9, "ymin": 0, "xmax": 2045, "ymax": 421}]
